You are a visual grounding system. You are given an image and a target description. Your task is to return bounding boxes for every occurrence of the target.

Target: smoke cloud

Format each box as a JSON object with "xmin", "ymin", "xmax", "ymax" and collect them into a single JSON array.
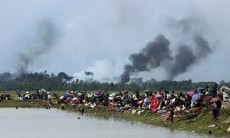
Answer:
[
  {"xmin": 16, "ymin": 19, "xmax": 58, "ymax": 75},
  {"xmin": 121, "ymin": 35, "xmax": 172, "ymax": 83},
  {"xmin": 121, "ymin": 19, "xmax": 213, "ymax": 83},
  {"xmin": 74, "ymin": 59, "xmax": 122, "ymax": 83},
  {"xmin": 168, "ymin": 34, "xmax": 212, "ymax": 79},
  {"xmin": 168, "ymin": 45, "xmax": 197, "ymax": 80},
  {"xmin": 194, "ymin": 34, "xmax": 212, "ymax": 57}
]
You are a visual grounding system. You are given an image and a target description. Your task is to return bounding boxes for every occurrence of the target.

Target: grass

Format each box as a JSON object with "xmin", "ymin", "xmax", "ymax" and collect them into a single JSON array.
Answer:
[{"xmin": 0, "ymin": 100, "xmax": 50, "ymax": 108}]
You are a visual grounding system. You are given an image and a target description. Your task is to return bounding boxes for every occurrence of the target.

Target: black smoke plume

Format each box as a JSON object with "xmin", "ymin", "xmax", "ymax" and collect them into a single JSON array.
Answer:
[
  {"xmin": 167, "ymin": 34, "xmax": 212, "ymax": 80},
  {"xmin": 121, "ymin": 34, "xmax": 212, "ymax": 83},
  {"xmin": 121, "ymin": 18, "xmax": 213, "ymax": 83},
  {"xmin": 194, "ymin": 34, "xmax": 212, "ymax": 57},
  {"xmin": 121, "ymin": 35, "xmax": 172, "ymax": 83},
  {"xmin": 167, "ymin": 45, "xmax": 197, "ymax": 80},
  {"xmin": 16, "ymin": 19, "xmax": 58, "ymax": 75}
]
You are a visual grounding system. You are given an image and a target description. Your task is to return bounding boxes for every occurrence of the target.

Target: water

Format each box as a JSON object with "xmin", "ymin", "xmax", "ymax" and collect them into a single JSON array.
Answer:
[{"xmin": 0, "ymin": 108, "xmax": 208, "ymax": 138}]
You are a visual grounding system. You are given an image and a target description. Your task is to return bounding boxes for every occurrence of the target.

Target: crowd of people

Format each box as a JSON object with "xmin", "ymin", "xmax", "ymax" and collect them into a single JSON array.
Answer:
[
  {"xmin": 0, "ymin": 83, "xmax": 228, "ymax": 122},
  {"xmin": 14, "ymin": 89, "xmax": 57, "ymax": 101},
  {"xmin": 58, "ymin": 83, "xmax": 228, "ymax": 121}
]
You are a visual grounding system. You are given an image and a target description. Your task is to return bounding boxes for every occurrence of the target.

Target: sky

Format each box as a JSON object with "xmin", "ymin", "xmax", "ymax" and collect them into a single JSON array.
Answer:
[{"xmin": 0, "ymin": 0, "xmax": 229, "ymax": 83}]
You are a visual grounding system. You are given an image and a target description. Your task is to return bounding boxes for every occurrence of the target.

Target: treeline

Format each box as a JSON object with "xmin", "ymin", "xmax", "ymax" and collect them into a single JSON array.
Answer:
[{"xmin": 0, "ymin": 72, "xmax": 229, "ymax": 92}]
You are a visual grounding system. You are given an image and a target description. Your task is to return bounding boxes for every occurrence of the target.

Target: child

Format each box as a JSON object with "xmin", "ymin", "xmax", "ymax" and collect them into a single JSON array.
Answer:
[{"xmin": 164, "ymin": 108, "xmax": 174, "ymax": 122}]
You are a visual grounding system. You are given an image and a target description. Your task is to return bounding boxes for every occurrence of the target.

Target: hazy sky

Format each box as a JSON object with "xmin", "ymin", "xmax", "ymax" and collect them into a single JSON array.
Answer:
[{"xmin": 0, "ymin": 0, "xmax": 229, "ymax": 83}]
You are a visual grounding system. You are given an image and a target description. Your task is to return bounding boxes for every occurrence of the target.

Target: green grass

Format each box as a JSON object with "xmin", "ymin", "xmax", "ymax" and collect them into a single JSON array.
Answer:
[{"xmin": 0, "ymin": 100, "xmax": 50, "ymax": 108}]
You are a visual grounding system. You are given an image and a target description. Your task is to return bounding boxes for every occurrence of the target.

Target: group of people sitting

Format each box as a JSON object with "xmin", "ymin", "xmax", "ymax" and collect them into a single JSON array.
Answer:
[
  {"xmin": 59, "ymin": 83, "xmax": 228, "ymax": 121},
  {"xmin": 15, "ymin": 89, "xmax": 55, "ymax": 100},
  {"xmin": 0, "ymin": 83, "xmax": 227, "ymax": 121}
]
